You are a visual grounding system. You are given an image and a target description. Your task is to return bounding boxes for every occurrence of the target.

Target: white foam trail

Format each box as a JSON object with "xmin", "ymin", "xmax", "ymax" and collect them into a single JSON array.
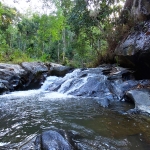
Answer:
[
  {"xmin": 0, "ymin": 90, "xmax": 41, "ymax": 98},
  {"xmin": 42, "ymin": 92, "xmax": 74, "ymax": 99}
]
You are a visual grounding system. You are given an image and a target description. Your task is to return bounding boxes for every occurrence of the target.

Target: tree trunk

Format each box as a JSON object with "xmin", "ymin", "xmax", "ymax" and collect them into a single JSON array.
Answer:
[
  {"xmin": 57, "ymin": 41, "xmax": 60, "ymax": 63},
  {"xmin": 62, "ymin": 29, "xmax": 66, "ymax": 62}
]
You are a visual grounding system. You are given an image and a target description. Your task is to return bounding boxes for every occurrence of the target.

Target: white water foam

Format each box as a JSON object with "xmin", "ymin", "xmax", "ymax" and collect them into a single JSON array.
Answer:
[
  {"xmin": 0, "ymin": 90, "xmax": 41, "ymax": 98},
  {"xmin": 41, "ymin": 91, "xmax": 74, "ymax": 99},
  {"xmin": 41, "ymin": 76, "xmax": 59, "ymax": 91},
  {"xmin": 0, "ymin": 90, "xmax": 74, "ymax": 101},
  {"xmin": 63, "ymin": 69, "xmax": 81, "ymax": 79},
  {"xmin": 0, "ymin": 142, "xmax": 10, "ymax": 146}
]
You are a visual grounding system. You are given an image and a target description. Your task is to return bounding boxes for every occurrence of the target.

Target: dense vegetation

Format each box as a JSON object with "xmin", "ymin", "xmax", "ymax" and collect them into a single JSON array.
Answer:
[{"xmin": 0, "ymin": 0, "xmax": 125, "ymax": 67}]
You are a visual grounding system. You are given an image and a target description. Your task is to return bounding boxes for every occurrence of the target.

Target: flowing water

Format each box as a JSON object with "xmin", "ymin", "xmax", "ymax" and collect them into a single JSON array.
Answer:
[{"xmin": 0, "ymin": 70, "xmax": 150, "ymax": 149}]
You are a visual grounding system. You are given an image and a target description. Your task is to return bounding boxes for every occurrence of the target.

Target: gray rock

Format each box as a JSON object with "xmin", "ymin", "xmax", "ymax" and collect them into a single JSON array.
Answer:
[
  {"xmin": 0, "ymin": 63, "xmax": 27, "ymax": 93},
  {"xmin": 126, "ymin": 89, "xmax": 150, "ymax": 114},
  {"xmin": 21, "ymin": 62, "xmax": 49, "ymax": 89},
  {"xmin": 43, "ymin": 66, "xmax": 150, "ymax": 110},
  {"xmin": 115, "ymin": 21, "xmax": 150, "ymax": 78},
  {"xmin": 21, "ymin": 62, "xmax": 48, "ymax": 74},
  {"xmin": 0, "ymin": 81, "xmax": 8, "ymax": 94},
  {"xmin": 0, "ymin": 62, "xmax": 50, "ymax": 94},
  {"xmin": 0, "ymin": 63, "xmax": 26, "ymax": 78},
  {"xmin": 50, "ymin": 63, "xmax": 73, "ymax": 77},
  {"xmin": 41, "ymin": 130, "xmax": 72, "ymax": 150},
  {"xmin": 115, "ymin": 22, "xmax": 150, "ymax": 60},
  {"xmin": 44, "ymin": 68, "xmax": 126, "ymax": 107}
]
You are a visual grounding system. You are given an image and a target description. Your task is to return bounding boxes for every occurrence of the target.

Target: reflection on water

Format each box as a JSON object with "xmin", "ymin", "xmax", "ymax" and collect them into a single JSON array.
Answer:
[{"xmin": 0, "ymin": 90, "xmax": 150, "ymax": 149}]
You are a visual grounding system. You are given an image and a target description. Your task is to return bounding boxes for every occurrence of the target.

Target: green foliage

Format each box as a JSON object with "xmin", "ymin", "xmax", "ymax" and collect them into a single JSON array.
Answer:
[
  {"xmin": 0, "ymin": 0, "xmax": 125, "ymax": 67},
  {"xmin": 10, "ymin": 50, "xmax": 32, "ymax": 63},
  {"xmin": 40, "ymin": 53, "xmax": 50, "ymax": 62},
  {"xmin": 0, "ymin": 47, "xmax": 31, "ymax": 63}
]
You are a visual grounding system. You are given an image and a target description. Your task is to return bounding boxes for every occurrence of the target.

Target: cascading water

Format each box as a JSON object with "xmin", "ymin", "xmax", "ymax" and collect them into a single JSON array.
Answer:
[{"xmin": 0, "ymin": 67, "xmax": 150, "ymax": 150}]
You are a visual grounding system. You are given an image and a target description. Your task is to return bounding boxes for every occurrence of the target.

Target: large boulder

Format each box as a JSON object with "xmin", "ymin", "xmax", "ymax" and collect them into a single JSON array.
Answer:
[
  {"xmin": 49, "ymin": 63, "xmax": 73, "ymax": 77},
  {"xmin": 21, "ymin": 62, "xmax": 48, "ymax": 89},
  {"xmin": 126, "ymin": 89, "xmax": 150, "ymax": 114},
  {"xmin": 115, "ymin": 21, "xmax": 150, "ymax": 79},
  {"xmin": 40, "ymin": 130, "xmax": 73, "ymax": 150},
  {"xmin": 116, "ymin": 0, "xmax": 150, "ymax": 79},
  {"xmin": 0, "ymin": 63, "xmax": 27, "ymax": 94},
  {"xmin": 0, "ymin": 62, "xmax": 49, "ymax": 94},
  {"xmin": 21, "ymin": 62, "xmax": 48, "ymax": 74}
]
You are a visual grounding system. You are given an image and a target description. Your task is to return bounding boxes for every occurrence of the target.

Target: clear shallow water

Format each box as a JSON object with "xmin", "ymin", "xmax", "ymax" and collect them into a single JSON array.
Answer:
[{"xmin": 0, "ymin": 90, "xmax": 150, "ymax": 149}]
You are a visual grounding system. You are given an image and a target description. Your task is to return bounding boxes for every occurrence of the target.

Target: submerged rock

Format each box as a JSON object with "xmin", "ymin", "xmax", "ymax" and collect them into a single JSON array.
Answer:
[{"xmin": 7, "ymin": 129, "xmax": 76, "ymax": 150}]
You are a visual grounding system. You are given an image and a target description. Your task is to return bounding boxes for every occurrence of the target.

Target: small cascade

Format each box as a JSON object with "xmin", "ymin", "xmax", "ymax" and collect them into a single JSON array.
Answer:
[
  {"xmin": 39, "ymin": 68, "xmax": 118, "ymax": 107},
  {"xmin": 39, "ymin": 66, "xmax": 143, "ymax": 108},
  {"xmin": 40, "ymin": 68, "xmax": 109, "ymax": 97},
  {"xmin": 40, "ymin": 76, "xmax": 59, "ymax": 91}
]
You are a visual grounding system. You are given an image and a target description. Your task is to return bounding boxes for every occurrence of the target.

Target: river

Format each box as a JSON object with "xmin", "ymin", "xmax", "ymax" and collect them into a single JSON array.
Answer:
[{"xmin": 0, "ymin": 68, "xmax": 150, "ymax": 149}]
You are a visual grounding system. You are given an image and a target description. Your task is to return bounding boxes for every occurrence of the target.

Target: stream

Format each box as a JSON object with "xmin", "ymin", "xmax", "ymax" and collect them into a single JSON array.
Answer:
[{"xmin": 0, "ymin": 68, "xmax": 150, "ymax": 149}]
